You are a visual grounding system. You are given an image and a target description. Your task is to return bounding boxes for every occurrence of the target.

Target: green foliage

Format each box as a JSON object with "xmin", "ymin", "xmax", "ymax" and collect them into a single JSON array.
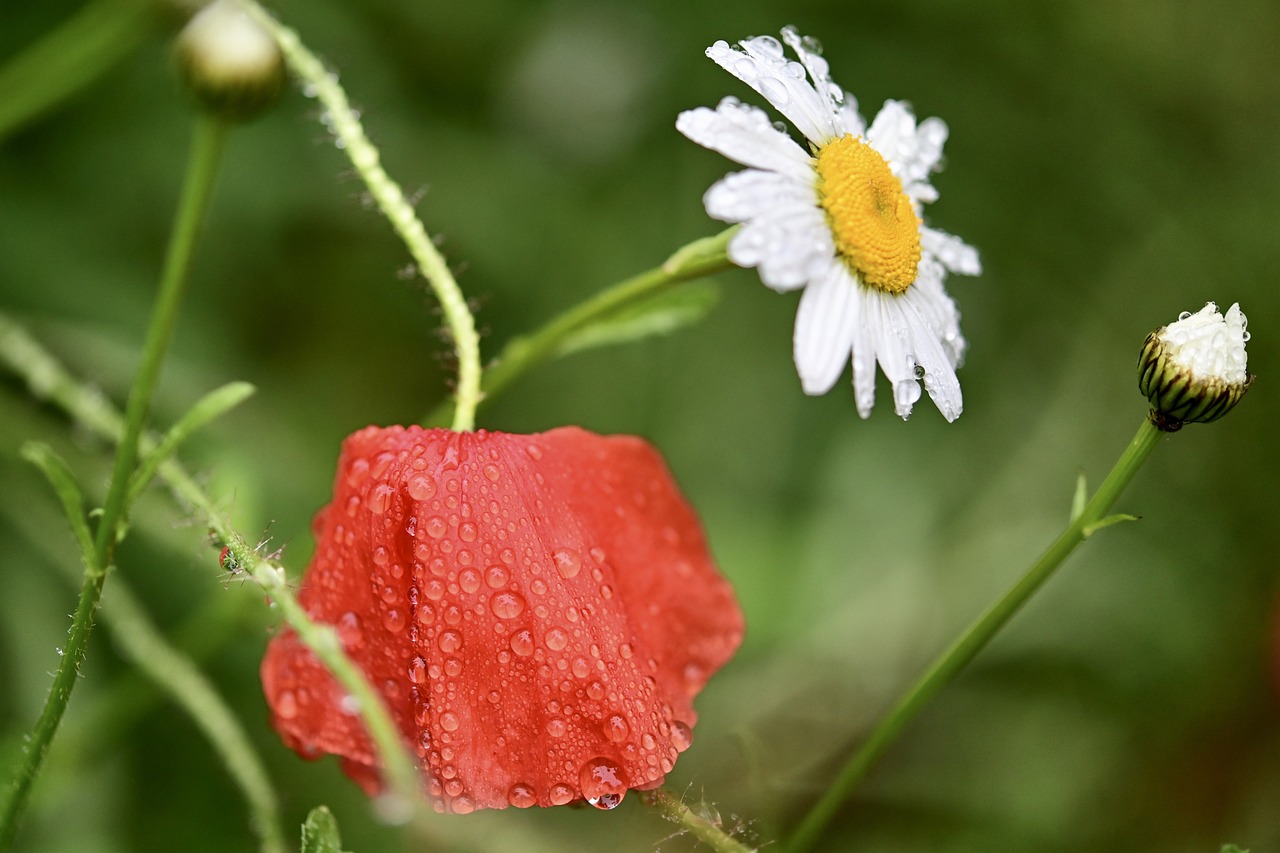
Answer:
[
  {"xmin": 553, "ymin": 279, "xmax": 720, "ymax": 357},
  {"xmin": 301, "ymin": 806, "xmax": 349, "ymax": 853}
]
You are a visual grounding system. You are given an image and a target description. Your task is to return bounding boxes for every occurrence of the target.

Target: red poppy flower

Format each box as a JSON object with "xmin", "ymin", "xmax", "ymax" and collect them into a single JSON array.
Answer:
[{"xmin": 261, "ymin": 425, "xmax": 744, "ymax": 813}]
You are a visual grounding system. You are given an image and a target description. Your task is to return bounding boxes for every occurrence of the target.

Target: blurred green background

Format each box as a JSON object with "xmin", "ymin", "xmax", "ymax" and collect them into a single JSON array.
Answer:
[{"xmin": 2, "ymin": 0, "xmax": 1277, "ymax": 850}]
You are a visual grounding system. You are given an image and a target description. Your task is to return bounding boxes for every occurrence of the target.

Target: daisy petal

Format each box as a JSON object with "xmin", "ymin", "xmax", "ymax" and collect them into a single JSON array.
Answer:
[
  {"xmin": 728, "ymin": 205, "xmax": 833, "ymax": 291},
  {"xmin": 704, "ymin": 168, "xmax": 819, "ymax": 222},
  {"xmin": 909, "ymin": 256, "xmax": 967, "ymax": 368},
  {"xmin": 793, "ymin": 263, "xmax": 857, "ymax": 394},
  {"xmin": 921, "ymin": 226, "xmax": 982, "ymax": 276},
  {"xmin": 706, "ymin": 38, "xmax": 841, "ymax": 145},
  {"xmin": 850, "ymin": 284, "xmax": 878, "ymax": 418},
  {"xmin": 779, "ymin": 27, "xmax": 863, "ymax": 136},
  {"xmin": 901, "ymin": 289, "xmax": 964, "ymax": 421},
  {"xmin": 863, "ymin": 291, "xmax": 922, "ymax": 419},
  {"xmin": 677, "ymin": 100, "xmax": 813, "ymax": 181}
]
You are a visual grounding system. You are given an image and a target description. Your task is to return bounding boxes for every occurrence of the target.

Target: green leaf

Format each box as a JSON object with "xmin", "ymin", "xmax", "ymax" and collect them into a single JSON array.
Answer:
[
  {"xmin": 1070, "ymin": 471, "xmax": 1088, "ymax": 522},
  {"xmin": 552, "ymin": 280, "xmax": 720, "ymax": 358},
  {"xmin": 300, "ymin": 806, "xmax": 348, "ymax": 853},
  {"xmin": 126, "ymin": 381, "xmax": 255, "ymax": 506},
  {"xmin": 20, "ymin": 441, "xmax": 98, "ymax": 574},
  {"xmin": 1220, "ymin": 845, "xmax": 1249, "ymax": 853},
  {"xmin": 1082, "ymin": 513, "xmax": 1140, "ymax": 538}
]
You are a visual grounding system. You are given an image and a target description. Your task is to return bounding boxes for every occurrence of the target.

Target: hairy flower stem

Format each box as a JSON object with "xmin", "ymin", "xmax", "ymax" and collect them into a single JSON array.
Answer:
[
  {"xmin": 0, "ymin": 312, "xmax": 424, "ymax": 825},
  {"xmin": 642, "ymin": 788, "xmax": 757, "ymax": 853},
  {"xmin": 785, "ymin": 417, "xmax": 1165, "ymax": 853},
  {"xmin": 426, "ymin": 228, "xmax": 735, "ymax": 427},
  {"xmin": 0, "ymin": 115, "xmax": 228, "ymax": 849},
  {"xmin": 235, "ymin": 0, "xmax": 482, "ymax": 433}
]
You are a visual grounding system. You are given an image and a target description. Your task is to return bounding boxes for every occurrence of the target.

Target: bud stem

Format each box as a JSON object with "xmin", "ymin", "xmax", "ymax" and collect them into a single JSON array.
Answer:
[{"xmin": 785, "ymin": 416, "xmax": 1165, "ymax": 853}]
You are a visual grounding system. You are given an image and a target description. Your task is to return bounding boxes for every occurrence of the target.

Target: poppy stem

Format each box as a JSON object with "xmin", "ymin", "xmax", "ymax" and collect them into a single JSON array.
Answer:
[
  {"xmin": 0, "ymin": 114, "xmax": 228, "ymax": 848},
  {"xmin": 0, "ymin": 309, "xmax": 427, "ymax": 828},
  {"xmin": 424, "ymin": 227, "xmax": 737, "ymax": 427},
  {"xmin": 641, "ymin": 787, "xmax": 757, "ymax": 853},
  {"xmin": 784, "ymin": 417, "xmax": 1165, "ymax": 853},
  {"xmin": 236, "ymin": 0, "xmax": 483, "ymax": 433}
]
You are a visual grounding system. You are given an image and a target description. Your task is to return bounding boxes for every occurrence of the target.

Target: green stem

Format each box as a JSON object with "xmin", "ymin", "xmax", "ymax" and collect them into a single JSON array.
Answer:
[
  {"xmin": 425, "ymin": 228, "xmax": 736, "ymax": 427},
  {"xmin": 0, "ymin": 116, "xmax": 227, "ymax": 849},
  {"xmin": 0, "ymin": 312, "xmax": 424, "ymax": 820},
  {"xmin": 641, "ymin": 787, "xmax": 757, "ymax": 853},
  {"xmin": 784, "ymin": 417, "xmax": 1165, "ymax": 853},
  {"xmin": 102, "ymin": 581, "xmax": 287, "ymax": 853},
  {"xmin": 236, "ymin": 0, "xmax": 482, "ymax": 433},
  {"xmin": 0, "ymin": 0, "xmax": 157, "ymax": 143}
]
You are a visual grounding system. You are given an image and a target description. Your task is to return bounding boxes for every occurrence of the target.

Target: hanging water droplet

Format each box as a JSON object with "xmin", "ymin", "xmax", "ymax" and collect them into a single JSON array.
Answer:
[
  {"xmin": 579, "ymin": 757, "xmax": 628, "ymax": 810},
  {"xmin": 548, "ymin": 783, "xmax": 575, "ymax": 806},
  {"xmin": 507, "ymin": 782, "xmax": 537, "ymax": 808},
  {"xmin": 670, "ymin": 720, "xmax": 693, "ymax": 752}
]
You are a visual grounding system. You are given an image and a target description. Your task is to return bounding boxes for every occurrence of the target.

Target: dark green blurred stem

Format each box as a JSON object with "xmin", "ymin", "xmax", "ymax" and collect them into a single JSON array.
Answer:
[
  {"xmin": 785, "ymin": 417, "xmax": 1165, "ymax": 853},
  {"xmin": 641, "ymin": 787, "xmax": 756, "ymax": 853},
  {"xmin": 0, "ymin": 0, "xmax": 158, "ymax": 142},
  {"xmin": 424, "ymin": 228, "xmax": 736, "ymax": 427},
  {"xmin": 0, "ymin": 115, "xmax": 227, "ymax": 849}
]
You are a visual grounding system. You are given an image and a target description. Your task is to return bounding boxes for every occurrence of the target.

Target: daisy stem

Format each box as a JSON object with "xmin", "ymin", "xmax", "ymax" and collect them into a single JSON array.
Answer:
[
  {"xmin": 0, "ymin": 310, "xmax": 426, "ymax": 822},
  {"xmin": 0, "ymin": 114, "xmax": 227, "ymax": 849},
  {"xmin": 236, "ymin": 0, "xmax": 483, "ymax": 433},
  {"xmin": 785, "ymin": 416, "xmax": 1165, "ymax": 853},
  {"xmin": 641, "ymin": 787, "xmax": 757, "ymax": 853},
  {"xmin": 425, "ymin": 228, "xmax": 736, "ymax": 427}
]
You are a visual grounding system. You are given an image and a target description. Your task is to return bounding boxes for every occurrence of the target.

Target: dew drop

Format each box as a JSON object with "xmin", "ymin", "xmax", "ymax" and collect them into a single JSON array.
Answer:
[
  {"xmin": 483, "ymin": 464, "xmax": 501, "ymax": 482},
  {"xmin": 406, "ymin": 473, "xmax": 437, "ymax": 501},
  {"xmin": 440, "ymin": 712, "xmax": 460, "ymax": 732},
  {"xmin": 671, "ymin": 720, "xmax": 693, "ymax": 752},
  {"xmin": 458, "ymin": 568, "xmax": 481, "ymax": 594},
  {"xmin": 459, "ymin": 522, "xmax": 477, "ymax": 543},
  {"xmin": 372, "ymin": 546, "xmax": 390, "ymax": 566},
  {"xmin": 525, "ymin": 444, "xmax": 544, "ymax": 461},
  {"xmin": 490, "ymin": 591, "xmax": 526, "ymax": 619},
  {"xmin": 451, "ymin": 795, "xmax": 475, "ymax": 814},
  {"xmin": 369, "ymin": 483, "xmax": 394, "ymax": 515},
  {"xmin": 618, "ymin": 642, "xmax": 633, "ymax": 659},
  {"xmin": 438, "ymin": 631, "xmax": 462, "ymax": 653},
  {"xmin": 344, "ymin": 457, "xmax": 369, "ymax": 487},
  {"xmin": 336, "ymin": 611, "xmax": 364, "ymax": 649},
  {"xmin": 383, "ymin": 609, "xmax": 405, "ymax": 632},
  {"xmin": 548, "ymin": 783, "xmax": 574, "ymax": 806},
  {"xmin": 572, "ymin": 658, "xmax": 590, "ymax": 679},
  {"xmin": 408, "ymin": 655, "xmax": 427, "ymax": 684},
  {"xmin": 508, "ymin": 782, "xmax": 537, "ymax": 808},
  {"xmin": 545, "ymin": 627, "xmax": 569, "ymax": 651},
  {"xmin": 603, "ymin": 714, "xmax": 629, "ymax": 743},
  {"xmin": 546, "ymin": 718, "xmax": 567, "ymax": 738},
  {"xmin": 417, "ymin": 603, "xmax": 436, "ymax": 625},
  {"xmin": 579, "ymin": 757, "xmax": 628, "ymax": 810},
  {"xmin": 425, "ymin": 516, "xmax": 448, "ymax": 538},
  {"xmin": 485, "ymin": 565, "xmax": 509, "ymax": 588},
  {"xmin": 510, "ymin": 629, "xmax": 535, "ymax": 656},
  {"xmin": 552, "ymin": 549, "xmax": 581, "ymax": 579}
]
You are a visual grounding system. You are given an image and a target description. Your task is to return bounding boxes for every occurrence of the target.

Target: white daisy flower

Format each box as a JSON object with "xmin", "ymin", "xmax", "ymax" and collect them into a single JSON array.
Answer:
[{"xmin": 676, "ymin": 27, "xmax": 981, "ymax": 421}]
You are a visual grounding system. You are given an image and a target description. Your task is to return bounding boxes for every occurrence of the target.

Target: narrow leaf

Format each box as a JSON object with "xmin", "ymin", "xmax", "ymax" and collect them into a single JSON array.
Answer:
[
  {"xmin": 1220, "ymin": 846, "xmax": 1249, "ymax": 853},
  {"xmin": 1082, "ymin": 513, "xmax": 1140, "ymax": 538},
  {"xmin": 552, "ymin": 280, "xmax": 720, "ymax": 358},
  {"xmin": 300, "ymin": 806, "xmax": 348, "ymax": 853},
  {"xmin": 1070, "ymin": 472, "xmax": 1087, "ymax": 522},
  {"xmin": 126, "ymin": 381, "xmax": 255, "ymax": 505},
  {"xmin": 20, "ymin": 441, "xmax": 98, "ymax": 572}
]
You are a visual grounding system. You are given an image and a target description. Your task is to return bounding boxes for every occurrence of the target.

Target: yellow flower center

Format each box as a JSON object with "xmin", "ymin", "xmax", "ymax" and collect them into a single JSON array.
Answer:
[{"xmin": 815, "ymin": 134, "xmax": 922, "ymax": 294}]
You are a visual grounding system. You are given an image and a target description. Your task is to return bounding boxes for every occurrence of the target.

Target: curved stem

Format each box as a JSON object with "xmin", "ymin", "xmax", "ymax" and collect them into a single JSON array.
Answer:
[
  {"xmin": 784, "ymin": 417, "xmax": 1165, "ymax": 853},
  {"xmin": 0, "ymin": 311, "xmax": 424, "ymax": 821},
  {"xmin": 237, "ymin": 0, "xmax": 482, "ymax": 432},
  {"xmin": 0, "ymin": 116, "xmax": 228, "ymax": 849},
  {"xmin": 426, "ymin": 228, "xmax": 735, "ymax": 426},
  {"xmin": 641, "ymin": 787, "xmax": 757, "ymax": 853}
]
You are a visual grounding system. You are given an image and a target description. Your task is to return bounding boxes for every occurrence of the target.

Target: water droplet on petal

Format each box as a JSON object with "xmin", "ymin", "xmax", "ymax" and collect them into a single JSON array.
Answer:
[
  {"xmin": 552, "ymin": 549, "xmax": 581, "ymax": 579},
  {"xmin": 548, "ymin": 783, "xmax": 574, "ymax": 806},
  {"xmin": 336, "ymin": 611, "xmax": 364, "ymax": 649},
  {"xmin": 369, "ymin": 483, "xmax": 394, "ymax": 514},
  {"xmin": 438, "ymin": 631, "xmax": 462, "ymax": 653},
  {"xmin": 545, "ymin": 627, "xmax": 568, "ymax": 651},
  {"xmin": 383, "ymin": 609, "xmax": 405, "ymax": 632},
  {"xmin": 450, "ymin": 795, "xmax": 475, "ymax": 814},
  {"xmin": 671, "ymin": 720, "xmax": 693, "ymax": 752},
  {"xmin": 408, "ymin": 655, "xmax": 427, "ymax": 684},
  {"xmin": 485, "ymin": 565, "xmax": 509, "ymax": 588},
  {"xmin": 580, "ymin": 757, "xmax": 628, "ymax": 810},
  {"xmin": 603, "ymin": 714, "xmax": 630, "ymax": 743},
  {"xmin": 440, "ymin": 712, "xmax": 460, "ymax": 732},
  {"xmin": 458, "ymin": 569, "xmax": 481, "ymax": 594},
  {"xmin": 546, "ymin": 718, "xmax": 567, "ymax": 738},
  {"xmin": 510, "ymin": 629, "xmax": 534, "ymax": 656},
  {"xmin": 508, "ymin": 783, "xmax": 537, "ymax": 808},
  {"xmin": 276, "ymin": 689, "xmax": 298, "ymax": 720},
  {"xmin": 490, "ymin": 591, "xmax": 526, "ymax": 619},
  {"xmin": 406, "ymin": 474, "xmax": 436, "ymax": 501}
]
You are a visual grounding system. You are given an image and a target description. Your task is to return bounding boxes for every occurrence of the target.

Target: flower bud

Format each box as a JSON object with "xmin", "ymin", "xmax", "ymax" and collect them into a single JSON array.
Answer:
[
  {"xmin": 1138, "ymin": 302, "xmax": 1252, "ymax": 431},
  {"xmin": 176, "ymin": 0, "xmax": 284, "ymax": 121}
]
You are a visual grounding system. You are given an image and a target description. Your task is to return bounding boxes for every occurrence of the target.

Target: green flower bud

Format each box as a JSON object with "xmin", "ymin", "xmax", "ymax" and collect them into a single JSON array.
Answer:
[
  {"xmin": 1138, "ymin": 302, "xmax": 1252, "ymax": 431},
  {"xmin": 176, "ymin": 0, "xmax": 284, "ymax": 121}
]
